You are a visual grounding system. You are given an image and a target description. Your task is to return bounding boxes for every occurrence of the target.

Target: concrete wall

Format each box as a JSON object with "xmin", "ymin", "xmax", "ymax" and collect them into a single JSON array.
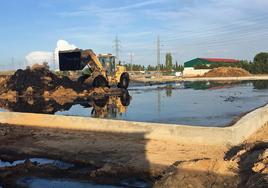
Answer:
[
  {"xmin": 183, "ymin": 67, "xmax": 210, "ymax": 77},
  {"xmin": 0, "ymin": 104, "xmax": 268, "ymax": 146}
]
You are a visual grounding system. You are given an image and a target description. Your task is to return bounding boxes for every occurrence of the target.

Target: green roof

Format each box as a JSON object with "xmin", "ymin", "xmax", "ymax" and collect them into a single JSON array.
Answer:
[
  {"xmin": 184, "ymin": 58, "xmax": 239, "ymax": 68},
  {"xmin": 184, "ymin": 58, "xmax": 211, "ymax": 68}
]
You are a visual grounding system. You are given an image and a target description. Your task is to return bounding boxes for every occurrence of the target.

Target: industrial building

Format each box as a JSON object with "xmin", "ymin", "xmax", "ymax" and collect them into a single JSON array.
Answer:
[
  {"xmin": 183, "ymin": 58, "xmax": 239, "ymax": 77},
  {"xmin": 184, "ymin": 58, "xmax": 239, "ymax": 68}
]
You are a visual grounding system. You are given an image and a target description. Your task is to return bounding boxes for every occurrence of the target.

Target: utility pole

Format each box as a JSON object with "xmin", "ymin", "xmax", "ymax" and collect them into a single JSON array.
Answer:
[
  {"xmin": 114, "ymin": 36, "xmax": 121, "ymax": 61},
  {"xmin": 157, "ymin": 35, "xmax": 161, "ymax": 77},
  {"xmin": 129, "ymin": 52, "xmax": 134, "ymax": 72}
]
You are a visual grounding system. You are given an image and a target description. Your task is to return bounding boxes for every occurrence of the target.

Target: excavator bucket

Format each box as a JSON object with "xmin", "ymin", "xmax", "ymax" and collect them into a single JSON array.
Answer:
[{"xmin": 59, "ymin": 49, "xmax": 84, "ymax": 71}]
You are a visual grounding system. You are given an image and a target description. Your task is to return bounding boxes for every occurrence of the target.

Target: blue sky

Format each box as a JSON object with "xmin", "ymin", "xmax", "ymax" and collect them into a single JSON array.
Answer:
[{"xmin": 0, "ymin": 0, "xmax": 268, "ymax": 69}]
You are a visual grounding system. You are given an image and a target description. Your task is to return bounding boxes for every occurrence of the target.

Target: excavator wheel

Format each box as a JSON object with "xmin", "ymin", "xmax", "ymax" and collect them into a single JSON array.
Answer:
[
  {"xmin": 93, "ymin": 96, "xmax": 109, "ymax": 108},
  {"xmin": 77, "ymin": 75, "xmax": 89, "ymax": 84},
  {"xmin": 120, "ymin": 89, "xmax": 131, "ymax": 106},
  {"xmin": 118, "ymin": 73, "xmax": 130, "ymax": 89},
  {"xmin": 93, "ymin": 75, "xmax": 108, "ymax": 88}
]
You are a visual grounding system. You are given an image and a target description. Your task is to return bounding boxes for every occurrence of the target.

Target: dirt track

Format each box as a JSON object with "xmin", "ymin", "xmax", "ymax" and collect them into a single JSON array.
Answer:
[{"xmin": 0, "ymin": 121, "xmax": 267, "ymax": 187}]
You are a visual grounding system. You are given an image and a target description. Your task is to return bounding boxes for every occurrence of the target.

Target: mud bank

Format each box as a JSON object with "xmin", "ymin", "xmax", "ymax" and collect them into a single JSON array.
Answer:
[
  {"xmin": 0, "ymin": 123, "xmax": 267, "ymax": 187},
  {"xmin": 155, "ymin": 124, "xmax": 268, "ymax": 188},
  {"xmin": 0, "ymin": 124, "xmax": 151, "ymax": 187}
]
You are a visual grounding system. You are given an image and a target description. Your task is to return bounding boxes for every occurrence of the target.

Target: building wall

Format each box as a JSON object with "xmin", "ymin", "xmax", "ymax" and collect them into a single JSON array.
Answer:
[{"xmin": 183, "ymin": 67, "xmax": 210, "ymax": 77}]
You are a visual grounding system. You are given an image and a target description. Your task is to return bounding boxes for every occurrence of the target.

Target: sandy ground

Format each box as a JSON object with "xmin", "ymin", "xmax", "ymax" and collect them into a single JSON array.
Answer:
[
  {"xmin": 0, "ymin": 121, "xmax": 267, "ymax": 187},
  {"xmin": 155, "ymin": 123, "xmax": 268, "ymax": 188},
  {"xmin": 0, "ymin": 123, "xmax": 224, "ymax": 174}
]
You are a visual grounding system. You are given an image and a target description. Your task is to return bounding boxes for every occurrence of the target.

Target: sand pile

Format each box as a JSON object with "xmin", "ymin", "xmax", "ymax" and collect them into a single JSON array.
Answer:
[
  {"xmin": 0, "ymin": 77, "xmax": 5, "ymax": 86},
  {"xmin": 204, "ymin": 67, "xmax": 251, "ymax": 77},
  {"xmin": 0, "ymin": 76, "xmax": 10, "ymax": 88}
]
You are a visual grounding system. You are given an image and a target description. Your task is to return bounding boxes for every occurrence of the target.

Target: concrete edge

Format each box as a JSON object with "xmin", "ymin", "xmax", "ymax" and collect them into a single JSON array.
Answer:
[{"xmin": 0, "ymin": 104, "xmax": 267, "ymax": 146}]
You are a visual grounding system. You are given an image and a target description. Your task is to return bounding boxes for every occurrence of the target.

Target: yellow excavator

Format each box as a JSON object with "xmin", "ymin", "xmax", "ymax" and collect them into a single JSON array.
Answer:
[{"xmin": 58, "ymin": 49, "xmax": 129, "ymax": 88}]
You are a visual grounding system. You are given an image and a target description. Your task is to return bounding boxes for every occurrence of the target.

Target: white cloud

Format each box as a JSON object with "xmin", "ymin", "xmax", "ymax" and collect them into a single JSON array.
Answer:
[
  {"xmin": 25, "ymin": 51, "xmax": 53, "ymax": 67},
  {"xmin": 60, "ymin": 0, "xmax": 164, "ymax": 17},
  {"xmin": 25, "ymin": 40, "xmax": 77, "ymax": 69}
]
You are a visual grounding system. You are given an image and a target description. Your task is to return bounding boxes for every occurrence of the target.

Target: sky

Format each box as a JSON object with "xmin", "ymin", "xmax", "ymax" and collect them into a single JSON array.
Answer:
[{"xmin": 0, "ymin": 0, "xmax": 268, "ymax": 70}]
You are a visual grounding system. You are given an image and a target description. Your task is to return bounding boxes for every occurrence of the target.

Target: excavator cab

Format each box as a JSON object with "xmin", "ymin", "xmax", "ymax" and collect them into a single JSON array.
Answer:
[
  {"xmin": 58, "ymin": 49, "xmax": 129, "ymax": 89},
  {"xmin": 98, "ymin": 54, "xmax": 116, "ymax": 75}
]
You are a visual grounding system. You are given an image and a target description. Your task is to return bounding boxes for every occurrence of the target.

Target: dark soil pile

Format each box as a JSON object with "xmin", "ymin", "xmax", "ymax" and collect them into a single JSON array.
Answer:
[
  {"xmin": 204, "ymin": 67, "xmax": 251, "ymax": 77},
  {"xmin": 1, "ymin": 66, "xmax": 88, "ymax": 96}
]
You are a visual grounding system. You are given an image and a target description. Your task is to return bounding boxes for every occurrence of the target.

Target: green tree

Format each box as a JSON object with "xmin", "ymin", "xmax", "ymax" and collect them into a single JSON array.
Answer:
[
  {"xmin": 254, "ymin": 52, "xmax": 268, "ymax": 64},
  {"xmin": 165, "ymin": 53, "xmax": 173, "ymax": 72}
]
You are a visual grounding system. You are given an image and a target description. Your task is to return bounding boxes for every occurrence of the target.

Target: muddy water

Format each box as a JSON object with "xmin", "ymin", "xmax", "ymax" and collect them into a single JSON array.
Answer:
[
  {"xmin": 53, "ymin": 80, "xmax": 268, "ymax": 127},
  {"xmin": 0, "ymin": 158, "xmax": 73, "ymax": 169},
  {"xmin": 17, "ymin": 177, "xmax": 148, "ymax": 188},
  {"xmin": 1, "ymin": 80, "xmax": 268, "ymax": 127}
]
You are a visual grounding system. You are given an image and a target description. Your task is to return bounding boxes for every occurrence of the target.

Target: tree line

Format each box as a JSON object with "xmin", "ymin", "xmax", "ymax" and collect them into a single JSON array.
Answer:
[
  {"xmin": 124, "ymin": 52, "xmax": 184, "ymax": 72},
  {"xmin": 124, "ymin": 52, "xmax": 268, "ymax": 74}
]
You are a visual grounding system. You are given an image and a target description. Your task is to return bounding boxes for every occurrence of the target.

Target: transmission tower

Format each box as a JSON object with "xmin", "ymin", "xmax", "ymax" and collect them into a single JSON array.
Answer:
[
  {"xmin": 114, "ymin": 36, "xmax": 121, "ymax": 61},
  {"xmin": 157, "ymin": 35, "xmax": 161, "ymax": 77},
  {"xmin": 129, "ymin": 52, "xmax": 134, "ymax": 71}
]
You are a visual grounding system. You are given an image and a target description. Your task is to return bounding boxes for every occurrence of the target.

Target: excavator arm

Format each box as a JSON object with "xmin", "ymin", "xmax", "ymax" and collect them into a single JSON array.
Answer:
[
  {"xmin": 59, "ymin": 49, "xmax": 105, "ymax": 76},
  {"xmin": 81, "ymin": 49, "xmax": 104, "ymax": 74}
]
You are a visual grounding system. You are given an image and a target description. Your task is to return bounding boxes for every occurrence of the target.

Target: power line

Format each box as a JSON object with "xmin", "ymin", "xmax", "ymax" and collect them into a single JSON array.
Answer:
[{"xmin": 162, "ymin": 14, "xmax": 268, "ymax": 41}]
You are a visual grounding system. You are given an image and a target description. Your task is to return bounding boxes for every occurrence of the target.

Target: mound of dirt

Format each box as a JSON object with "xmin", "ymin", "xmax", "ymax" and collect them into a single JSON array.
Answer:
[
  {"xmin": 154, "ymin": 158, "xmax": 238, "ymax": 188},
  {"xmin": 1, "ymin": 65, "xmax": 86, "ymax": 96},
  {"xmin": 204, "ymin": 67, "xmax": 251, "ymax": 77},
  {"xmin": 0, "ymin": 76, "xmax": 9, "ymax": 88}
]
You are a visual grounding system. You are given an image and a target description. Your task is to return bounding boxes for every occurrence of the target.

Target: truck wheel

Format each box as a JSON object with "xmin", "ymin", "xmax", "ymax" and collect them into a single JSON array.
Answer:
[
  {"xmin": 118, "ymin": 73, "xmax": 129, "ymax": 89},
  {"xmin": 93, "ymin": 75, "xmax": 108, "ymax": 88}
]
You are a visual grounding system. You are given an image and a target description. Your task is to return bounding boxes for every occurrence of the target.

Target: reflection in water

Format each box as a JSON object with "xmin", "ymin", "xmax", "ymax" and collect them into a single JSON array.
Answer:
[
  {"xmin": 90, "ymin": 91, "xmax": 131, "ymax": 118},
  {"xmin": 183, "ymin": 80, "xmax": 268, "ymax": 91},
  {"xmin": 0, "ymin": 90, "xmax": 131, "ymax": 119},
  {"xmin": 0, "ymin": 96, "xmax": 74, "ymax": 114},
  {"xmin": 252, "ymin": 80, "xmax": 268, "ymax": 90},
  {"xmin": 183, "ymin": 81, "xmax": 236, "ymax": 90},
  {"xmin": 165, "ymin": 85, "xmax": 173, "ymax": 97}
]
